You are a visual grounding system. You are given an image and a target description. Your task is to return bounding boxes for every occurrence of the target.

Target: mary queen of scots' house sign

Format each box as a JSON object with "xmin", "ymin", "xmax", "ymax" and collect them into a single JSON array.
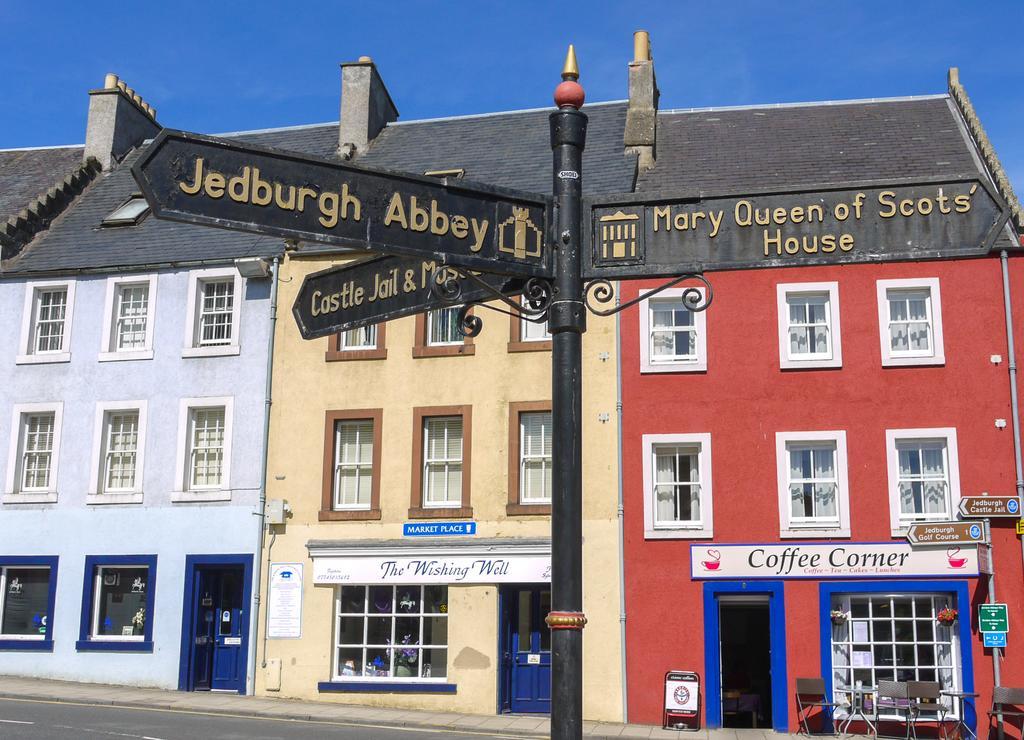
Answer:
[{"xmin": 691, "ymin": 543, "xmax": 980, "ymax": 579}]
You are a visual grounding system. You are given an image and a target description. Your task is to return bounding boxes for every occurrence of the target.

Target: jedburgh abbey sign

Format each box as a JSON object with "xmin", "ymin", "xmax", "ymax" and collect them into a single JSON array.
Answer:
[
  {"xmin": 132, "ymin": 130, "xmax": 552, "ymax": 278},
  {"xmin": 584, "ymin": 177, "xmax": 1009, "ymax": 278},
  {"xmin": 690, "ymin": 542, "xmax": 980, "ymax": 580}
]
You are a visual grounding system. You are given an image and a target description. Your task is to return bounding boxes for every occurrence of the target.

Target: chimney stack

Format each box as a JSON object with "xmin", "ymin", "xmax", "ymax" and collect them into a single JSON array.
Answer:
[
  {"xmin": 84, "ymin": 74, "xmax": 160, "ymax": 170},
  {"xmin": 337, "ymin": 57, "xmax": 398, "ymax": 159},
  {"xmin": 624, "ymin": 31, "xmax": 659, "ymax": 171}
]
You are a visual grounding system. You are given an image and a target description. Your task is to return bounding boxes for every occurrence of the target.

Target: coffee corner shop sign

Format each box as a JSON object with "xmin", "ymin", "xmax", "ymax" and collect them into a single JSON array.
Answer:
[
  {"xmin": 584, "ymin": 178, "xmax": 1009, "ymax": 279},
  {"xmin": 690, "ymin": 542, "xmax": 980, "ymax": 580},
  {"xmin": 132, "ymin": 129, "xmax": 552, "ymax": 279}
]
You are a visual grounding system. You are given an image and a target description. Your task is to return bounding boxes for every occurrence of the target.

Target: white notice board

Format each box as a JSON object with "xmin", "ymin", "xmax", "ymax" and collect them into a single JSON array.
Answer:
[
  {"xmin": 665, "ymin": 673, "xmax": 700, "ymax": 713},
  {"xmin": 267, "ymin": 563, "xmax": 303, "ymax": 639}
]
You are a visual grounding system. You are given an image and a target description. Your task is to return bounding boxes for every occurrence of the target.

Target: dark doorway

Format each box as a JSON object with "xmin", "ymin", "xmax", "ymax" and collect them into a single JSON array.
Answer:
[
  {"xmin": 719, "ymin": 598, "xmax": 772, "ymax": 728},
  {"xmin": 498, "ymin": 585, "xmax": 552, "ymax": 714},
  {"xmin": 184, "ymin": 564, "xmax": 247, "ymax": 693}
]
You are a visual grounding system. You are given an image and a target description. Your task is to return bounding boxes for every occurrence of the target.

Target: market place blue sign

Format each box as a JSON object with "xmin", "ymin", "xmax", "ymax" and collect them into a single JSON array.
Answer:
[{"xmin": 403, "ymin": 521, "xmax": 477, "ymax": 537}]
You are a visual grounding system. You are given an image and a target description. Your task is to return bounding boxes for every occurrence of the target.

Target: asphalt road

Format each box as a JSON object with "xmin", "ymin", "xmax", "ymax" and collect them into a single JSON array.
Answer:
[{"xmin": 0, "ymin": 699, "xmax": 528, "ymax": 740}]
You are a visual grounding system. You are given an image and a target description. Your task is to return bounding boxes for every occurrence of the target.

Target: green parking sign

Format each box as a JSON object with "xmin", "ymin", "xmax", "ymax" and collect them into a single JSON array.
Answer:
[{"xmin": 979, "ymin": 604, "xmax": 1009, "ymax": 633}]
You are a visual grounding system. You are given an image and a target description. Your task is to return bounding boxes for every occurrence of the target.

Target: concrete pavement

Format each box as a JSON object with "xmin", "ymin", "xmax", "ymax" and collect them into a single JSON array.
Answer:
[{"xmin": 0, "ymin": 675, "xmax": 808, "ymax": 739}]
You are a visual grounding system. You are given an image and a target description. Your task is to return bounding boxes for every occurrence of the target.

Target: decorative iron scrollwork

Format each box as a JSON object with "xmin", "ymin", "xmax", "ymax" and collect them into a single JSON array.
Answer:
[
  {"xmin": 584, "ymin": 273, "xmax": 713, "ymax": 317},
  {"xmin": 428, "ymin": 265, "xmax": 555, "ymax": 338}
]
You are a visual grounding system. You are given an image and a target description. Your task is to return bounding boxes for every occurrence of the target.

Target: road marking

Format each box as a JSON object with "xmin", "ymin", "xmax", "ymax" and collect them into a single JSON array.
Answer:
[
  {"xmin": 0, "ymin": 719, "xmax": 34, "ymax": 724},
  {"xmin": 54, "ymin": 724, "xmax": 166, "ymax": 740},
  {"xmin": 0, "ymin": 697, "xmax": 536, "ymax": 738}
]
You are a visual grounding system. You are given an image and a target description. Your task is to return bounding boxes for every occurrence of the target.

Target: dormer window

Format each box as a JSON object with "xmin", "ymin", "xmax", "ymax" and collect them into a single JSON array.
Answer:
[{"xmin": 102, "ymin": 195, "xmax": 149, "ymax": 227}]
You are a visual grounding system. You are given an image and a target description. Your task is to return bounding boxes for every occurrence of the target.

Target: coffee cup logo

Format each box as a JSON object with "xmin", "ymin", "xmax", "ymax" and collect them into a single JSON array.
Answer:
[
  {"xmin": 702, "ymin": 549, "xmax": 722, "ymax": 571},
  {"xmin": 946, "ymin": 546, "xmax": 967, "ymax": 569}
]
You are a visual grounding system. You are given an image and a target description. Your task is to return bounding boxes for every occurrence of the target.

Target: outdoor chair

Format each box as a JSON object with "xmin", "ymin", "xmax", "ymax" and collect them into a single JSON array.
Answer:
[
  {"xmin": 874, "ymin": 680, "xmax": 911, "ymax": 740},
  {"xmin": 796, "ymin": 677, "xmax": 844, "ymax": 735},
  {"xmin": 988, "ymin": 687, "xmax": 1024, "ymax": 732},
  {"xmin": 907, "ymin": 681, "xmax": 949, "ymax": 740}
]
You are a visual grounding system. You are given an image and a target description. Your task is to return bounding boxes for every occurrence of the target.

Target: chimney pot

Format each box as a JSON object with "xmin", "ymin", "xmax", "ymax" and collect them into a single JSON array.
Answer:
[
  {"xmin": 358, "ymin": 55, "xmax": 372, "ymax": 63},
  {"xmin": 104, "ymin": 73, "xmax": 119, "ymax": 90},
  {"xmin": 633, "ymin": 30, "xmax": 651, "ymax": 62}
]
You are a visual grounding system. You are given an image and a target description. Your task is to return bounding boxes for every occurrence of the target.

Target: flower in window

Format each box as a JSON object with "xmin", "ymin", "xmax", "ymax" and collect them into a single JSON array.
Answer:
[{"xmin": 936, "ymin": 607, "xmax": 957, "ymax": 626}]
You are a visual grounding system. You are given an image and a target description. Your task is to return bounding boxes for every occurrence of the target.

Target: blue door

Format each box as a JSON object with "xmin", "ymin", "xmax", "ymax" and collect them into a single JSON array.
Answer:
[
  {"xmin": 189, "ymin": 566, "xmax": 246, "ymax": 692},
  {"xmin": 500, "ymin": 586, "xmax": 551, "ymax": 713}
]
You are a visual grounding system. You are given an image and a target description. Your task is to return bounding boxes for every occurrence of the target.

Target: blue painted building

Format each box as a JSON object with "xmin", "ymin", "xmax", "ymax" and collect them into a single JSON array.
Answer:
[{"xmin": 0, "ymin": 77, "xmax": 282, "ymax": 693}]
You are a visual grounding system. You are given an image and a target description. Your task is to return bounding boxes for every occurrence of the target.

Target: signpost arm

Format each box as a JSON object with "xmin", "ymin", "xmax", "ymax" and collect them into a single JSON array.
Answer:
[
  {"xmin": 985, "ymin": 518, "xmax": 1004, "ymax": 740},
  {"xmin": 546, "ymin": 47, "xmax": 588, "ymax": 740}
]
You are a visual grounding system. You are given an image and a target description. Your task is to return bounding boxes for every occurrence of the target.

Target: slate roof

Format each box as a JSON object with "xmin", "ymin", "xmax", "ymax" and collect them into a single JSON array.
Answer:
[
  {"xmin": 638, "ymin": 96, "xmax": 979, "ymax": 194},
  {"xmin": 0, "ymin": 146, "xmax": 85, "ymax": 220},
  {"xmin": 2, "ymin": 102, "xmax": 635, "ymax": 275}
]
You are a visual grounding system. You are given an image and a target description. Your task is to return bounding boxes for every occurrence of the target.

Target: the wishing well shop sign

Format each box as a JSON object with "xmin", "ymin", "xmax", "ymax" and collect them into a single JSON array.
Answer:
[
  {"xmin": 312, "ymin": 553, "xmax": 551, "ymax": 585},
  {"xmin": 690, "ymin": 542, "xmax": 979, "ymax": 580}
]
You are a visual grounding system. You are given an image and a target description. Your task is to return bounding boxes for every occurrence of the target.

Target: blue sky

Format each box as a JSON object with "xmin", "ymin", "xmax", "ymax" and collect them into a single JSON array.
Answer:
[{"xmin": 3, "ymin": 1, "xmax": 1022, "ymax": 188}]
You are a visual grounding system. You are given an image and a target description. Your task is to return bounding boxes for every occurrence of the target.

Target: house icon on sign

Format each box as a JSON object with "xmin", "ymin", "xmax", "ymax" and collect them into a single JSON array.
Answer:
[{"xmin": 598, "ymin": 211, "xmax": 640, "ymax": 260}]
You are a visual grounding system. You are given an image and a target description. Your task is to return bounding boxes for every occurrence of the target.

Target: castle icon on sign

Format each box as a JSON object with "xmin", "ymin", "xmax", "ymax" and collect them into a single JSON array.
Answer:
[
  {"xmin": 498, "ymin": 207, "xmax": 543, "ymax": 260},
  {"xmin": 598, "ymin": 210, "xmax": 641, "ymax": 262}
]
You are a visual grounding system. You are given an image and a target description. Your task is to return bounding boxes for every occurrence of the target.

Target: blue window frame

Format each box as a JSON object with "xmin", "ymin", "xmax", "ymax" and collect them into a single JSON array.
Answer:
[
  {"xmin": 818, "ymin": 580, "xmax": 975, "ymax": 734},
  {"xmin": 77, "ymin": 554, "xmax": 157, "ymax": 652},
  {"xmin": 0, "ymin": 556, "xmax": 58, "ymax": 652}
]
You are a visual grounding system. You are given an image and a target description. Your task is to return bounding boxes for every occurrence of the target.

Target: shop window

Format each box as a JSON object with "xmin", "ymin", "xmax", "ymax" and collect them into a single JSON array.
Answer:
[
  {"xmin": 333, "ymin": 585, "xmax": 448, "ymax": 681},
  {"xmin": 4, "ymin": 403, "xmax": 64, "ymax": 504},
  {"xmin": 410, "ymin": 406, "xmax": 472, "ymax": 519},
  {"xmin": 87, "ymin": 402, "xmax": 147, "ymax": 504},
  {"xmin": 326, "ymin": 323, "xmax": 388, "ymax": 361},
  {"xmin": 641, "ymin": 433, "xmax": 713, "ymax": 538},
  {"xmin": 830, "ymin": 593, "xmax": 960, "ymax": 718},
  {"xmin": 99, "ymin": 275, "xmax": 157, "ymax": 361},
  {"xmin": 320, "ymin": 410, "xmax": 382, "ymax": 521},
  {"xmin": 77, "ymin": 555, "xmax": 156, "ymax": 652},
  {"xmin": 885, "ymin": 429, "xmax": 960, "ymax": 535},
  {"xmin": 876, "ymin": 278, "xmax": 944, "ymax": 367},
  {"xmin": 776, "ymin": 282, "xmax": 842, "ymax": 369},
  {"xmin": 0, "ymin": 561, "xmax": 56, "ymax": 647},
  {"xmin": 639, "ymin": 288, "xmax": 707, "ymax": 373},
  {"xmin": 775, "ymin": 431, "xmax": 850, "ymax": 538},
  {"xmin": 182, "ymin": 268, "xmax": 242, "ymax": 358},
  {"xmin": 16, "ymin": 280, "xmax": 76, "ymax": 364}
]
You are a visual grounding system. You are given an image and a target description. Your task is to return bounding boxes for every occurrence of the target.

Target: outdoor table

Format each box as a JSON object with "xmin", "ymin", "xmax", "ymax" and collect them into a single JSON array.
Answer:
[
  {"xmin": 838, "ymin": 685, "xmax": 878, "ymax": 737},
  {"xmin": 940, "ymin": 690, "xmax": 979, "ymax": 740}
]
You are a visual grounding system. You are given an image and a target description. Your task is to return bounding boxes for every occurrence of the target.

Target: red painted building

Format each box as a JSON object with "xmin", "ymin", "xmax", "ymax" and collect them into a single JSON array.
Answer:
[{"xmin": 619, "ymin": 71, "xmax": 1024, "ymax": 735}]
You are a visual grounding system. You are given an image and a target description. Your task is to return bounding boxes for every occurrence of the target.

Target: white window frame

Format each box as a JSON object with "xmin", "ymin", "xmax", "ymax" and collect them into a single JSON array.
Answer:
[
  {"xmin": 16, "ymin": 279, "xmax": 76, "ymax": 365},
  {"xmin": 3, "ymin": 402, "xmax": 64, "ymax": 504},
  {"xmin": 641, "ymin": 432, "xmax": 713, "ymax": 539},
  {"xmin": 182, "ymin": 267, "xmax": 242, "ymax": 358},
  {"xmin": 171, "ymin": 397, "xmax": 234, "ymax": 503},
  {"xmin": 776, "ymin": 282, "xmax": 842, "ymax": 369},
  {"xmin": 876, "ymin": 278, "xmax": 945, "ymax": 367},
  {"xmin": 422, "ymin": 416, "xmax": 463, "ymax": 508},
  {"xmin": 639, "ymin": 288, "xmax": 707, "ymax": 373},
  {"xmin": 332, "ymin": 419, "xmax": 374, "ymax": 511},
  {"xmin": 885, "ymin": 428, "xmax": 961, "ymax": 536},
  {"xmin": 338, "ymin": 325, "xmax": 378, "ymax": 351},
  {"xmin": 775, "ymin": 430, "xmax": 850, "ymax": 538},
  {"xmin": 87, "ymin": 401, "xmax": 147, "ymax": 504},
  {"xmin": 426, "ymin": 306, "xmax": 464, "ymax": 347},
  {"xmin": 519, "ymin": 410, "xmax": 552, "ymax": 505},
  {"xmin": 520, "ymin": 297, "xmax": 550, "ymax": 342},
  {"xmin": 98, "ymin": 274, "xmax": 158, "ymax": 361}
]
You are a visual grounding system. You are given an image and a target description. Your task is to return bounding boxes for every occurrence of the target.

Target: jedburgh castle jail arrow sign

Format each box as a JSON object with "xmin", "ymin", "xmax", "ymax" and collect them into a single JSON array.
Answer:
[
  {"xmin": 132, "ymin": 130, "xmax": 552, "ymax": 279},
  {"xmin": 583, "ymin": 177, "xmax": 1009, "ymax": 279}
]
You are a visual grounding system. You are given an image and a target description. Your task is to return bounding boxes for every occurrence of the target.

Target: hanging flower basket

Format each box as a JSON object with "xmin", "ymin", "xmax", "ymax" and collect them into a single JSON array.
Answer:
[
  {"xmin": 830, "ymin": 609, "xmax": 849, "ymax": 626},
  {"xmin": 936, "ymin": 607, "xmax": 958, "ymax": 626}
]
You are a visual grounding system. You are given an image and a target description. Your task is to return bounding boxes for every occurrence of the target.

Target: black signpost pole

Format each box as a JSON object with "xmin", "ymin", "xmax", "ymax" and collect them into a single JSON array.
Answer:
[{"xmin": 546, "ymin": 48, "xmax": 588, "ymax": 740}]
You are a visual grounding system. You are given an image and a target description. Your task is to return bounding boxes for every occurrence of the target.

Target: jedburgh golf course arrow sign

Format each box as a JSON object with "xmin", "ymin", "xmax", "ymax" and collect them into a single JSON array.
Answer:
[
  {"xmin": 906, "ymin": 521, "xmax": 984, "ymax": 546},
  {"xmin": 583, "ymin": 178, "xmax": 1010, "ymax": 279},
  {"xmin": 132, "ymin": 130, "xmax": 552, "ymax": 278}
]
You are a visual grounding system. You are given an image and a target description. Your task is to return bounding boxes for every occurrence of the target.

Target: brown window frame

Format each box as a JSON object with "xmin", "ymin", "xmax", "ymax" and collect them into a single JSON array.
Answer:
[
  {"xmin": 325, "ymin": 323, "xmax": 388, "ymax": 362},
  {"xmin": 409, "ymin": 405, "xmax": 473, "ymax": 519},
  {"xmin": 507, "ymin": 401, "xmax": 553, "ymax": 516},
  {"xmin": 507, "ymin": 301, "xmax": 551, "ymax": 353},
  {"xmin": 320, "ymin": 409, "xmax": 383, "ymax": 521},
  {"xmin": 412, "ymin": 309, "xmax": 476, "ymax": 358}
]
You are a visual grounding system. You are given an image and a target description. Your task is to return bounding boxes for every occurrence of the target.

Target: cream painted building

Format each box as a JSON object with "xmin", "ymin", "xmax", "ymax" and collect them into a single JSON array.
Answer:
[{"xmin": 256, "ymin": 249, "xmax": 624, "ymax": 720}]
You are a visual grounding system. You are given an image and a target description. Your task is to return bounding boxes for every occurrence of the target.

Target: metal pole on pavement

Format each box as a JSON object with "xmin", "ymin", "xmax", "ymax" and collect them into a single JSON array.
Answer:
[{"xmin": 545, "ymin": 45, "xmax": 588, "ymax": 740}]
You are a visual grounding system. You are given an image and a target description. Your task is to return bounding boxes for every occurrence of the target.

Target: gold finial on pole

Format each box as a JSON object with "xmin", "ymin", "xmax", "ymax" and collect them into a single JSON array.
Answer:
[{"xmin": 561, "ymin": 44, "xmax": 579, "ymax": 81}]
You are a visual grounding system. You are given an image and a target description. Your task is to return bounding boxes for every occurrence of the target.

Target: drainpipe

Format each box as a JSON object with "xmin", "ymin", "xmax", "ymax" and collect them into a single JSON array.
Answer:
[
  {"xmin": 247, "ymin": 254, "xmax": 280, "ymax": 695},
  {"xmin": 994, "ymin": 248, "xmax": 1021, "ymax": 739},
  {"xmin": 615, "ymin": 289, "xmax": 629, "ymax": 722}
]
